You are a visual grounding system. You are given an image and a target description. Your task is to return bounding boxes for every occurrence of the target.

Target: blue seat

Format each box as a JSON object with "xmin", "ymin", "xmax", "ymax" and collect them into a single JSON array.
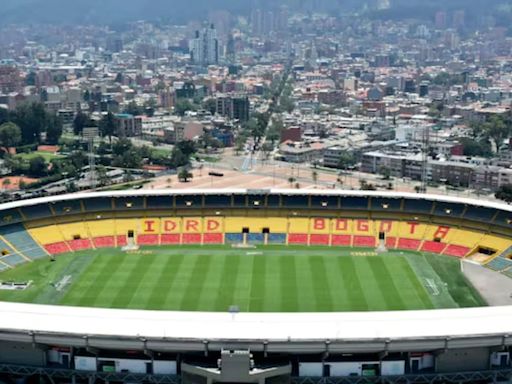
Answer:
[
  {"xmin": 268, "ymin": 233, "xmax": 286, "ymax": 244},
  {"xmin": 225, "ymin": 233, "xmax": 243, "ymax": 243},
  {"xmin": 486, "ymin": 257, "xmax": 512, "ymax": 272},
  {"xmin": 1, "ymin": 253, "xmax": 25, "ymax": 266},
  {"xmin": 0, "ymin": 224, "xmax": 47, "ymax": 260},
  {"xmin": 247, "ymin": 233, "xmax": 264, "ymax": 244}
]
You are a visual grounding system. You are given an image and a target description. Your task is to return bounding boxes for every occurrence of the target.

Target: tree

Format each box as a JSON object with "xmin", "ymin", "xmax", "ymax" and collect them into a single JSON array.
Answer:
[
  {"xmin": 312, "ymin": 170, "xmax": 318, "ymax": 185},
  {"xmin": 46, "ymin": 115, "xmax": 63, "ymax": 144},
  {"xmin": 96, "ymin": 165, "xmax": 109, "ymax": 186},
  {"xmin": 28, "ymin": 156, "xmax": 47, "ymax": 177},
  {"xmin": 496, "ymin": 184, "xmax": 512, "ymax": 203},
  {"xmin": 2, "ymin": 178, "xmax": 11, "ymax": 190},
  {"xmin": 178, "ymin": 169, "xmax": 193, "ymax": 183},
  {"xmin": 380, "ymin": 166, "xmax": 391, "ymax": 180},
  {"xmin": 174, "ymin": 100, "xmax": 197, "ymax": 116},
  {"xmin": 261, "ymin": 142, "xmax": 274, "ymax": 161},
  {"xmin": 99, "ymin": 112, "xmax": 117, "ymax": 144},
  {"xmin": 234, "ymin": 135, "xmax": 246, "ymax": 156},
  {"xmin": 144, "ymin": 98, "xmax": 157, "ymax": 117},
  {"xmin": 66, "ymin": 181, "xmax": 78, "ymax": 193},
  {"xmin": 359, "ymin": 180, "xmax": 376, "ymax": 191},
  {"xmin": 73, "ymin": 112, "xmax": 88, "ymax": 136},
  {"xmin": 484, "ymin": 115, "xmax": 510, "ymax": 153},
  {"xmin": 12, "ymin": 102, "xmax": 48, "ymax": 144},
  {"xmin": 459, "ymin": 137, "xmax": 492, "ymax": 157},
  {"xmin": 203, "ymin": 98, "xmax": 217, "ymax": 115},
  {"xmin": 0, "ymin": 122, "xmax": 21, "ymax": 149},
  {"xmin": 170, "ymin": 147, "xmax": 189, "ymax": 167},
  {"xmin": 337, "ymin": 152, "xmax": 356, "ymax": 170},
  {"xmin": 176, "ymin": 140, "xmax": 196, "ymax": 157},
  {"xmin": 288, "ymin": 177, "xmax": 296, "ymax": 187}
]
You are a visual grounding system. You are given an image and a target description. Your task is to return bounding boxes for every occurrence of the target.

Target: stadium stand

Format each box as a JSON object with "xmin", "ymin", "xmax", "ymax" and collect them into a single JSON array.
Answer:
[
  {"xmin": 67, "ymin": 239, "xmax": 93, "ymax": 251},
  {"xmin": 443, "ymin": 245, "xmax": 471, "ymax": 258},
  {"xmin": 1, "ymin": 253, "xmax": 26, "ymax": 266},
  {"xmin": 161, "ymin": 234, "xmax": 181, "ymax": 244},
  {"xmin": 137, "ymin": 234, "xmax": 159, "ymax": 245},
  {"xmin": 485, "ymin": 256, "xmax": 512, "ymax": 272},
  {"xmin": 0, "ymin": 223, "xmax": 47, "ymax": 259},
  {"xmin": 421, "ymin": 241, "xmax": 447, "ymax": 254},
  {"xmin": 268, "ymin": 233, "xmax": 286, "ymax": 244},
  {"xmin": 45, "ymin": 242, "xmax": 70, "ymax": 255},
  {"xmin": 92, "ymin": 236, "xmax": 115, "ymax": 248},
  {"xmin": 203, "ymin": 233, "xmax": 223, "ymax": 244},
  {"xmin": 19, "ymin": 204, "xmax": 53, "ymax": 220},
  {"xmin": 309, "ymin": 234, "xmax": 329, "ymax": 245},
  {"xmin": 247, "ymin": 233, "xmax": 264, "ymax": 244}
]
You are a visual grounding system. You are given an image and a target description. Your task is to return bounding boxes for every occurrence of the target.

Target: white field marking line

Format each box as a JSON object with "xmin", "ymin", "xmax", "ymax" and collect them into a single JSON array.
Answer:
[
  {"xmin": 55, "ymin": 275, "xmax": 72, "ymax": 292},
  {"xmin": 425, "ymin": 278, "xmax": 440, "ymax": 296}
]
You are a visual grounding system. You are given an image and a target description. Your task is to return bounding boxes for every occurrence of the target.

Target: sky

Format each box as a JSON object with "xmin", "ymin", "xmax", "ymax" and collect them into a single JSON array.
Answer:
[{"xmin": 0, "ymin": 0, "xmax": 506, "ymax": 25}]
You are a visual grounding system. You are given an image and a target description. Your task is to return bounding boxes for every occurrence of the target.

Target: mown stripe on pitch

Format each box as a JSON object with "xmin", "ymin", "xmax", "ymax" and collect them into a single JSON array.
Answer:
[
  {"xmin": 90, "ymin": 254, "xmax": 143, "ymax": 308},
  {"xmin": 145, "ymin": 253, "xmax": 185, "ymax": 309},
  {"xmin": 368, "ymin": 258, "xmax": 405, "ymax": 310},
  {"xmin": 233, "ymin": 255, "xmax": 254, "ymax": 312},
  {"xmin": 396, "ymin": 257, "xmax": 433, "ymax": 309},
  {"xmin": 107, "ymin": 254, "xmax": 156, "ymax": 308},
  {"xmin": 127, "ymin": 253, "xmax": 168, "ymax": 309},
  {"xmin": 179, "ymin": 254, "xmax": 214, "ymax": 311},
  {"xmin": 380, "ymin": 257, "xmax": 424, "ymax": 310},
  {"xmin": 214, "ymin": 255, "xmax": 241, "ymax": 312},
  {"xmin": 353, "ymin": 258, "xmax": 390, "ymax": 311},
  {"xmin": 163, "ymin": 253, "xmax": 199, "ymax": 309},
  {"xmin": 263, "ymin": 254, "xmax": 281, "ymax": 311},
  {"xmin": 248, "ymin": 254, "xmax": 266, "ymax": 312},
  {"xmin": 195, "ymin": 254, "xmax": 226, "ymax": 311},
  {"xmin": 279, "ymin": 255, "xmax": 299, "ymax": 312},
  {"xmin": 119, "ymin": 254, "xmax": 161, "ymax": 309},
  {"xmin": 336, "ymin": 257, "xmax": 369, "ymax": 311},
  {"xmin": 308, "ymin": 256, "xmax": 334, "ymax": 311},
  {"xmin": 73, "ymin": 254, "xmax": 123, "ymax": 306},
  {"xmin": 62, "ymin": 253, "xmax": 110, "ymax": 303},
  {"xmin": 294, "ymin": 255, "xmax": 317, "ymax": 312}
]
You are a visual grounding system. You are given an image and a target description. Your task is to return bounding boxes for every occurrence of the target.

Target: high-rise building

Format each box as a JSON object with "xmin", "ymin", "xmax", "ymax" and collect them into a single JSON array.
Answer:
[
  {"xmin": 216, "ymin": 94, "xmax": 250, "ymax": 122},
  {"xmin": 452, "ymin": 10, "xmax": 465, "ymax": 29},
  {"xmin": 190, "ymin": 24, "xmax": 219, "ymax": 67},
  {"xmin": 0, "ymin": 65, "xmax": 22, "ymax": 94},
  {"xmin": 435, "ymin": 11, "xmax": 447, "ymax": 29}
]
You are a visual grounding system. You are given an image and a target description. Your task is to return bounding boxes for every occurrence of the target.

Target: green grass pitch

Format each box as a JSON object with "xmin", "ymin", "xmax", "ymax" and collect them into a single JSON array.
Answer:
[{"xmin": 0, "ymin": 246, "xmax": 486, "ymax": 312}]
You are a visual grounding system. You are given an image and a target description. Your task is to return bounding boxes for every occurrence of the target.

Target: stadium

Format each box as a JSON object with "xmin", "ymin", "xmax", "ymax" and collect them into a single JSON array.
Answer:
[{"xmin": 0, "ymin": 189, "xmax": 511, "ymax": 383}]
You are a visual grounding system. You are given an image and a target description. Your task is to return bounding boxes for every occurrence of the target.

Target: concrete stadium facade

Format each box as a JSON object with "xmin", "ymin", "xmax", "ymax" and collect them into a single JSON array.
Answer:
[{"xmin": 0, "ymin": 190, "xmax": 510, "ymax": 384}]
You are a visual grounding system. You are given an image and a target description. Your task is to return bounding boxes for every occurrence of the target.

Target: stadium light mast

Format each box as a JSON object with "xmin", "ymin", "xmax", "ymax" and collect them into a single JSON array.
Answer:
[
  {"xmin": 420, "ymin": 125, "xmax": 430, "ymax": 193},
  {"xmin": 83, "ymin": 127, "xmax": 98, "ymax": 190}
]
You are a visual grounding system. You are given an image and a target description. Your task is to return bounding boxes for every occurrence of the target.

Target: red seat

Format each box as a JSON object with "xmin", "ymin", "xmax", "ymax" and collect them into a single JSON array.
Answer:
[
  {"xmin": 116, "ymin": 235, "xmax": 127, "ymax": 247},
  {"xmin": 421, "ymin": 241, "xmax": 446, "ymax": 254},
  {"xmin": 385, "ymin": 237, "xmax": 397, "ymax": 248},
  {"xmin": 353, "ymin": 236, "xmax": 376, "ymax": 247},
  {"xmin": 443, "ymin": 244, "xmax": 470, "ymax": 258},
  {"xmin": 137, "ymin": 234, "xmax": 159, "ymax": 245},
  {"xmin": 67, "ymin": 239, "xmax": 92, "ymax": 251},
  {"xmin": 203, "ymin": 233, "xmax": 223, "ymax": 244},
  {"xmin": 45, "ymin": 242, "xmax": 69, "ymax": 254},
  {"xmin": 331, "ymin": 235, "xmax": 351, "ymax": 246},
  {"xmin": 182, "ymin": 233, "xmax": 201, "ymax": 244},
  {"xmin": 397, "ymin": 238, "xmax": 421, "ymax": 251},
  {"xmin": 161, "ymin": 234, "xmax": 180, "ymax": 245},
  {"xmin": 309, "ymin": 234, "xmax": 329, "ymax": 245},
  {"xmin": 288, "ymin": 233, "xmax": 308, "ymax": 245},
  {"xmin": 93, "ymin": 236, "xmax": 115, "ymax": 248}
]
